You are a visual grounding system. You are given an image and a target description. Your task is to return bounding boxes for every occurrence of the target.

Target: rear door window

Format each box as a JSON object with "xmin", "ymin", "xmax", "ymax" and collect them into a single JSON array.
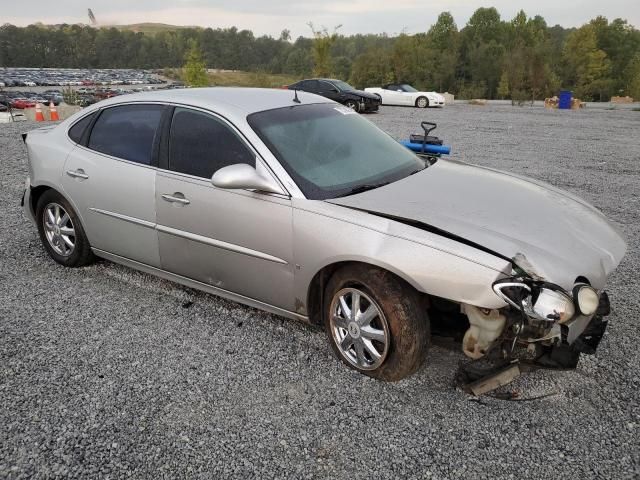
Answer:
[
  {"xmin": 168, "ymin": 108, "xmax": 255, "ymax": 179},
  {"xmin": 68, "ymin": 111, "xmax": 96, "ymax": 144},
  {"xmin": 88, "ymin": 104, "xmax": 164, "ymax": 165}
]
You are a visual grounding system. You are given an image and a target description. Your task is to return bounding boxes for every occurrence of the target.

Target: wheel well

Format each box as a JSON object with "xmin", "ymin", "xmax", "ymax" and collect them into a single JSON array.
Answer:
[
  {"xmin": 30, "ymin": 185, "xmax": 52, "ymax": 216},
  {"xmin": 305, "ymin": 261, "xmax": 428, "ymax": 326}
]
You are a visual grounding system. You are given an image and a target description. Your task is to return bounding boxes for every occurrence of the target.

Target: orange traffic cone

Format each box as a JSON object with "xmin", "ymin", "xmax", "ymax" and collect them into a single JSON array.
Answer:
[
  {"xmin": 49, "ymin": 101, "xmax": 60, "ymax": 121},
  {"xmin": 35, "ymin": 104, "xmax": 45, "ymax": 122}
]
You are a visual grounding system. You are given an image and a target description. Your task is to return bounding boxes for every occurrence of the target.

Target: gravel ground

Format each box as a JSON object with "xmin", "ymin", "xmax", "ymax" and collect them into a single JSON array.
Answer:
[{"xmin": 1, "ymin": 104, "xmax": 639, "ymax": 479}]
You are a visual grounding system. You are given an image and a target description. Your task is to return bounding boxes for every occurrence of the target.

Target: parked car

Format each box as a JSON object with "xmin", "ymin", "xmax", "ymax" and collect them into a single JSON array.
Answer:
[
  {"xmin": 11, "ymin": 98, "xmax": 36, "ymax": 109},
  {"xmin": 365, "ymin": 84, "xmax": 445, "ymax": 108},
  {"xmin": 287, "ymin": 78, "xmax": 380, "ymax": 113},
  {"xmin": 21, "ymin": 88, "xmax": 626, "ymax": 380}
]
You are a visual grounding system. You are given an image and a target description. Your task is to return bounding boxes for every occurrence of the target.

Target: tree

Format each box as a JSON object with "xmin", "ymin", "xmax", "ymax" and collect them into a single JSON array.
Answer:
[
  {"xmin": 349, "ymin": 48, "xmax": 393, "ymax": 88},
  {"xmin": 308, "ymin": 23, "xmax": 341, "ymax": 77},
  {"xmin": 425, "ymin": 12, "xmax": 460, "ymax": 92},
  {"xmin": 497, "ymin": 71, "xmax": 509, "ymax": 99},
  {"xmin": 183, "ymin": 40, "xmax": 209, "ymax": 87},
  {"xmin": 563, "ymin": 25, "xmax": 611, "ymax": 100}
]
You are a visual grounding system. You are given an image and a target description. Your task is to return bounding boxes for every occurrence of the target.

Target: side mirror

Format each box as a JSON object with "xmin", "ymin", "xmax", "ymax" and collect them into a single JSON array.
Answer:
[{"xmin": 211, "ymin": 163, "xmax": 285, "ymax": 195}]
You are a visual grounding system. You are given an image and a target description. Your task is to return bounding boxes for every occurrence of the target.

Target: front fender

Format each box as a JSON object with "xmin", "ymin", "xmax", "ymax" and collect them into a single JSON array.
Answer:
[{"xmin": 293, "ymin": 200, "xmax": 511, "ymax": 313}]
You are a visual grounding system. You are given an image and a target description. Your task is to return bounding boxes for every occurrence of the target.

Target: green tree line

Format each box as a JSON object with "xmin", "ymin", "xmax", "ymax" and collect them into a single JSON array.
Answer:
[{"xmin": 1, "ymin": 8, "xmax": 639, "ymax": 100}]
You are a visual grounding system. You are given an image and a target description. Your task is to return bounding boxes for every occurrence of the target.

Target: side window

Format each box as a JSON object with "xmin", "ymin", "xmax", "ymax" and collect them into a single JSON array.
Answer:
[
  {"xmin": 387, "ymin": 84, "xmax": 398, "ymax": 91},
  {"xmin": 87, "ymin": 104, "xmax": 164, "ymax": 165},
  {"xmin": 68, "ymin": 111, "xmax": 96, "ymax": 144},
  {"xmin": 168, "ymin": 108, "xmax": 255, "ymax": 179},
  {"xmin": 318, "ymin": 81, "xmax": 334, "ymax": 92},
  {"xmin": 301, "ymin": 80, "xmax": 318, "ymax": 93}
]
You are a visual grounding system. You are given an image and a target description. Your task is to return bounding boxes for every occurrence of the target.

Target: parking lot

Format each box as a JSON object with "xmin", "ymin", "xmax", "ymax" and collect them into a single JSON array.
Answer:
[{"xmin": 1, "ymin": 104, "xmax": 639, "ymax": 478}]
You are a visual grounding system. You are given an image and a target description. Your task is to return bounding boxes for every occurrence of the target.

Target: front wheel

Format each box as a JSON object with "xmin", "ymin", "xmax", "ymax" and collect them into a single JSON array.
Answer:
[
  {"xmin": 344, "ymin": 99, "xmax": 360, "ymax": 112},
  {"xmin": 416, "ymin": 96, "xmax": 429, "ymax": 108},
  {"xmin": 324, "ymin": 265, "xmax": 430, "ymax": 381}
]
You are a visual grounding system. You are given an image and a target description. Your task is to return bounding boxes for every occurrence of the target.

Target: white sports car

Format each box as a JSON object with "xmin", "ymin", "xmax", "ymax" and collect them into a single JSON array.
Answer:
[{"xmin": 365, "ymin": 84, "xmax": 445, "ymax": 108}]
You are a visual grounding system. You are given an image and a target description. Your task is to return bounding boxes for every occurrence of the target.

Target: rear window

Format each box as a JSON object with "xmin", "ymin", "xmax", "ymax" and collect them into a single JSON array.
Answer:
[
  {"xmin": 67, "ymin": 112, "xmax": 96, "ymax": 144},
  {"xmin": 88, "ymin": 104, "xmax": 164, "ymax": 165}
]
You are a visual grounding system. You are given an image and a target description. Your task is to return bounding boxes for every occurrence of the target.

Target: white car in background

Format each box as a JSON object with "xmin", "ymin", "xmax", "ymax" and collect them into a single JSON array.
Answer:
[{"xmin": 365, "ymin": 84, "xmax": 445, "ymax": 108}]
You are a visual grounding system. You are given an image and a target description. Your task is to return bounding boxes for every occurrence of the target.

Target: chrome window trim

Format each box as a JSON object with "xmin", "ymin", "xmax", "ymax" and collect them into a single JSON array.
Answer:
[
  {"xmin": 162, "ymin": 104, "xmax": 291, "ymax": 198},
  {"xmin": 79, "ymin": 99, "xmax": 306, "ymax": 199},
  {"xmin": 73, "ymin": 102, "xmax": 166, "ymax": 167}
]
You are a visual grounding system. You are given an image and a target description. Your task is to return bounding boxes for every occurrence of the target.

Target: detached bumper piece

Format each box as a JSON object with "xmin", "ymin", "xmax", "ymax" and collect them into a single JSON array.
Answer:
[
  {"xmin": 459, "ymin": 360, "xmax": 521, "ymax": 396},
  {"xmin": 536, "ymin": 292, "xmax": 611, "ymax": 369}
]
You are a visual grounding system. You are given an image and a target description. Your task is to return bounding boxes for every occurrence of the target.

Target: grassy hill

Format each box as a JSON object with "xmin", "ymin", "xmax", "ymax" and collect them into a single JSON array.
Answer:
[
  {"xmin": 165, "ymin": 68, "xmax": 299, "ymax": 88},
  {"xmin": 113, "ymin": 23, "xmax": 198, "ymax": 34}
]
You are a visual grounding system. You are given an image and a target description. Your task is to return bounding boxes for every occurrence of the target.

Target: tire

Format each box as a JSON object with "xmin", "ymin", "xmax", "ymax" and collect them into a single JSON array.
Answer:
[
  {"xmin": 323, "ymin": 264, "xmax": 430, "ymax": 381},
  {"xmin": 344, "ymin": 99, "xmax": 360, "ymax": 112},
  {"xmin": 36, "ymin": 189, "xmax": 94, "ymax": 267},
  {"xmin": 416, "ymin": 96, "xmax": 429, "ymax": 108}
]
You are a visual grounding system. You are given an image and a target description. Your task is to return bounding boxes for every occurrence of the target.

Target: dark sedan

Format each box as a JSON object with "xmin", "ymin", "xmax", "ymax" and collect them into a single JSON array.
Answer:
[{"xmin": 287, "ymin": 78, "xmax": 380, "ymax": 113}]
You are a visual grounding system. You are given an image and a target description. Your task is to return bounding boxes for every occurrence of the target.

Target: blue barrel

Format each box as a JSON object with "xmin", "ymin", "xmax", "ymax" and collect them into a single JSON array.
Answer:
[
  {"xmin": 399, "ymin": 140, "xmax": 451, "ymax": 155},
  {"xmin": 558, "ymin": 90, "xmax": 573, "ymax": 109}
]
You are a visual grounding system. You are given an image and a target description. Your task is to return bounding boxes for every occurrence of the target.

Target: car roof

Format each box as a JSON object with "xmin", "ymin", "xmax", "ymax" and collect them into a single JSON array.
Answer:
[{"xmin": 92, "ymin": 87, "xmax": 333, "ymax": 124}]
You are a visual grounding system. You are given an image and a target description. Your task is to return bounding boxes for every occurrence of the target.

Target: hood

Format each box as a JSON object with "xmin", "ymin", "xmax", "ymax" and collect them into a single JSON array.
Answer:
[
  {"xmin": 351, "ymin": 89, "xmax": 380, "ymax": 100},
  {"xmin": 329, "ymin": 159, "xmax": 626, "ymax": 291}
]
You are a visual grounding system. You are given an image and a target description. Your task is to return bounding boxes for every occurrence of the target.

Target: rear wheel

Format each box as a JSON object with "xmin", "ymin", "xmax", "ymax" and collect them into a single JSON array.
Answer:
[
  {"xmin": 324, "ymin": 264, "xmax": 430, "ymax": 381},
  {"xmin": 416, "ymin": 96, "xmax": 429, "ymax": 108},
  {"xmin": 36, "ymin": 190, "xmax": 94, "ymax": 267}
]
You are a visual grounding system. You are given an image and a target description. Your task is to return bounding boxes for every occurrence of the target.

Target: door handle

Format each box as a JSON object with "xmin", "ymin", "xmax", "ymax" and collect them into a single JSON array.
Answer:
[
  {"xmin": 66, "ymin": 169, "xmax": 89, "ymax": 180},
  {"xmin": 161, "ymin": 193, "xmax": 190, "ymax": 205}
]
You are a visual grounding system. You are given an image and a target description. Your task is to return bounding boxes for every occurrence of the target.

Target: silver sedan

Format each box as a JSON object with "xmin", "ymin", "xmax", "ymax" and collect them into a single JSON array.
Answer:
[{"xmin": 21, "ymin": 88, "xmax": 626, "ymax": 381}]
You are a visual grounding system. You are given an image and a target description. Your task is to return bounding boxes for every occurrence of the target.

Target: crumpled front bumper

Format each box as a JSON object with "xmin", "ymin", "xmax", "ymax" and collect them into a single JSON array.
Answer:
[
  {"xmin": 566, "ymin": 291, "xmax": 610, "ymax": 353},
  {"xmin": 536, "ymin": 291, "xmax": 611, "ymax": 368}
]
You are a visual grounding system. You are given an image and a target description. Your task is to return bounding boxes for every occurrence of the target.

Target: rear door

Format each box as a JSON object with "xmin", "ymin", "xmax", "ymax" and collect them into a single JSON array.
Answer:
[
  {"xmin": 62, "ymin": 103, "xmax": 166, "ymax": 267},
  {"xmin": 155, "ymin": 106, "xmax": 295, "ymax": 310}
]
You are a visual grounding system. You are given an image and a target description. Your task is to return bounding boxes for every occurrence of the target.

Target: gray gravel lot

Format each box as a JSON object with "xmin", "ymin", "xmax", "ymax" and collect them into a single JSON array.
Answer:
[{"xmin": 1, "ymin": 104, "xmax": 639, "ymax": 479}]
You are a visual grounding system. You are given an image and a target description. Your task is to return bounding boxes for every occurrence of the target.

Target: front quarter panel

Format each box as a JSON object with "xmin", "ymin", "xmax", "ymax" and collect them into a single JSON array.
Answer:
[{"xmin": 293, "ymin": 200, "xmax": 512, "ymax": 313}]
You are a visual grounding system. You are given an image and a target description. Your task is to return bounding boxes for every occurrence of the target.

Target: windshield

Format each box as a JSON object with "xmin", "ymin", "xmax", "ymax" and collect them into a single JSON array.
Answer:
[
  {"xmin": 248, "ymin": 103, "xmax": 425, "ymax": 200},
  {"xmin": 332, "ymin": 80, "xmax": 355, "ymax": 91},
  {"xmin": 400, "ymin": 84, "xmax": 418, "ymax": 92}
]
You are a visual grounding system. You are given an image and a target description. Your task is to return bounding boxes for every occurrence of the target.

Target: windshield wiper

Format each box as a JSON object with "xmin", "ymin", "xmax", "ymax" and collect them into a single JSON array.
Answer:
[{"xmin": 336, "ymin": 181, "xmax": 390, "ymax": 197}]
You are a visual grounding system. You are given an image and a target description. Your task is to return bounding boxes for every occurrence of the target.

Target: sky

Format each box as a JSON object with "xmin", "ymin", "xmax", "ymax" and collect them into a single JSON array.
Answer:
[{"xmin": 2, "ymin": 1, "xmax": 638, "ymax": 37}]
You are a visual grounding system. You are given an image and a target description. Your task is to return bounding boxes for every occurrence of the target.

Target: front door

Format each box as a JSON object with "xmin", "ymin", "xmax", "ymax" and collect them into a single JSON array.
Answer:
[
  {"xmin": 62, "ymin": 104, "xmax": 166, "ymax": 267},
  {"xmin": 155, "ymin": 107, "xmax": 295, "ymax": 311}
]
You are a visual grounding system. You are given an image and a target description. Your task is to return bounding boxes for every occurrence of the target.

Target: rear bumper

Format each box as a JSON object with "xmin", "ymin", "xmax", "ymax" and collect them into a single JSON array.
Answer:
[{"xmin": 22, "ymin": 177, "xmax": 35, "ymax": 225}]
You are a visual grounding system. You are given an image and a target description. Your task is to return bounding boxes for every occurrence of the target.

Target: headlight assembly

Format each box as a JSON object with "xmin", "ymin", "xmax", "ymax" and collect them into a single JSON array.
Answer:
[
  {"xmin": 573, "ymin": 284, "xmax": 599, "ymax": 316},
  {"xmin": 528, "ymin": 288, "xmax": 575, "ymax": 323},
  {"xmin": 493, "ymin": 280, "xmax": 575, "ymax": 323}
]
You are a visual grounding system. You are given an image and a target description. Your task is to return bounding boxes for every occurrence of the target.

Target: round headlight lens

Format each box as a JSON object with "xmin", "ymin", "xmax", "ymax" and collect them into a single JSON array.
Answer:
[{"xmin": 574, "ymin": 285, "xmax": 599, "ymax": 316}]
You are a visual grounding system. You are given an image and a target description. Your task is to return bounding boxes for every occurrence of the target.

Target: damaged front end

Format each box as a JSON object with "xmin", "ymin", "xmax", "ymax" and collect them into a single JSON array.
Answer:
[{"xmin": 462, "ymin": 275, "xmax": 611, "ymax": 370}]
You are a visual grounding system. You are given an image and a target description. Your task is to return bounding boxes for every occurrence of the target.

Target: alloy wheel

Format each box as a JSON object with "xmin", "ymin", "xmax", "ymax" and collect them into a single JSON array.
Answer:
[
  {"xmin": 43, "ymin": 202, "xmax": 76, "ymax": 257},
  {"xmin": 417, "ymin": 97, "xmax": 428, "ymax": 108},
  {"xmin": 329, "ymin": 288, "xmax": 390, "ymax": 370}
]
